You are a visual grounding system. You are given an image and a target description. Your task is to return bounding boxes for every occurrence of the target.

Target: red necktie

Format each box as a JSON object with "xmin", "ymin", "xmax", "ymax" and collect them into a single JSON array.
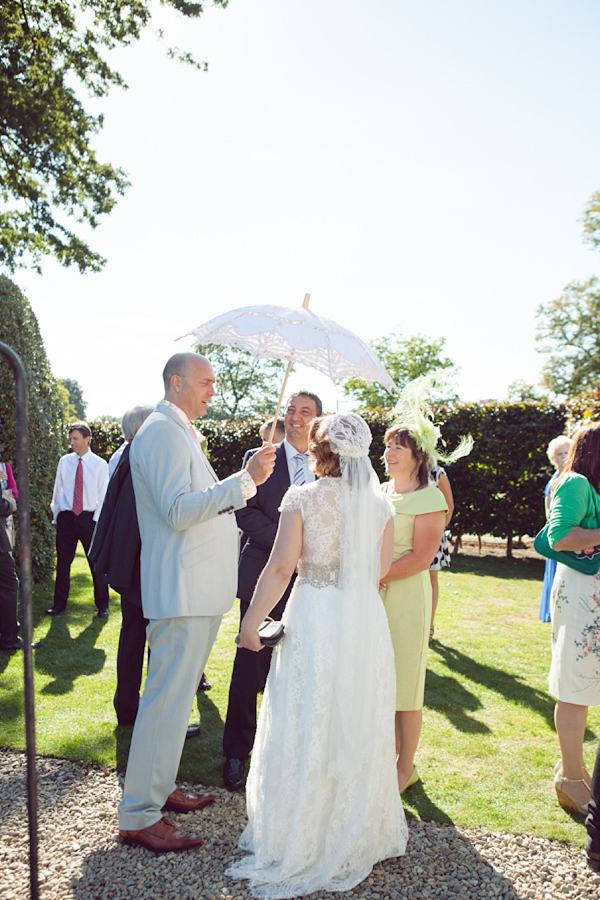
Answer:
[{"xmin": 72, "ymin": 458, "xmax": 84, "ymax": 516}]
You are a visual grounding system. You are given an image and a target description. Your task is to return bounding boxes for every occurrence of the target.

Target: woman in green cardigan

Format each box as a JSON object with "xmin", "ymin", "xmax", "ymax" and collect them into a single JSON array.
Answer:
[{"xmin": 547, "ymin": 423, "xmax": 600, "ymax": 817}]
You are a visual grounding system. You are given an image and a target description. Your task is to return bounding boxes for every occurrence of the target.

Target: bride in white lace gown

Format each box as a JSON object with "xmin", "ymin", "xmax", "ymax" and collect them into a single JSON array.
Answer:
[{"xmin": 226, "ymin": 413, "xmax": 408, "ymax": 899}]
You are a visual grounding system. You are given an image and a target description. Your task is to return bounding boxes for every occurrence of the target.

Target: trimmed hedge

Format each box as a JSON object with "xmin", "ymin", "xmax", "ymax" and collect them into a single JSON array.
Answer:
[
  {"xmin": 0, "ymin": 277, "xmax": 64, "ymax": 582},
  {"xmin": 566, "ymin": 386, "xmax": 600, "ymax": 431},
  {"xmin": 89, "ymin": 403, "xmax": 575, "ymax": 554},
  {"xmin": 87, "ymin": 419, "xmax": 124, "ymax": 461}
]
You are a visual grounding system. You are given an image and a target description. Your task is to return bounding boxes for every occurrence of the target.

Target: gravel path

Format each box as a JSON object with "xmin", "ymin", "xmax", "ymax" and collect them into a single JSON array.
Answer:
[{"xmin": 2, "ymin": 748, "xmax": 599, "ymax": 900}]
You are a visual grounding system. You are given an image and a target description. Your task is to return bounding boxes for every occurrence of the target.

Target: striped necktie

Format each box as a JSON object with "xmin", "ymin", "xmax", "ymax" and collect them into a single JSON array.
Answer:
[{"xmin": 293, "ymin": 453, "xmax": 307, "ymax": 486}]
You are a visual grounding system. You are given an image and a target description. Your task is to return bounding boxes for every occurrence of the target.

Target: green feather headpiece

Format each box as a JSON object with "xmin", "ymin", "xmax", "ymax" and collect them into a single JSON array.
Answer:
[{"xmin": 389, "ymin": 372, "xmax": 474, "ymax": 465}]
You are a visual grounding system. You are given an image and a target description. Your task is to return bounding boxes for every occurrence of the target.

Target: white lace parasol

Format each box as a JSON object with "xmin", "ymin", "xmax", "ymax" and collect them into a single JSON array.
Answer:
[{"xmin": 179, "ymin": 299, "xmax": 396, "ymax": 391}]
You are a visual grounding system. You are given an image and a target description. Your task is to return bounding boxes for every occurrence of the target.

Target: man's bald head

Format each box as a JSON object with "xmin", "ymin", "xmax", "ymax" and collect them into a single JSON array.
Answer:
[
  {"xmin": 162, "ymin": 353, "xmax": 209, "ymax": 392},
  {"xmin": 163, "ymin": 353, "xmax": 216, "ymax": 420}
]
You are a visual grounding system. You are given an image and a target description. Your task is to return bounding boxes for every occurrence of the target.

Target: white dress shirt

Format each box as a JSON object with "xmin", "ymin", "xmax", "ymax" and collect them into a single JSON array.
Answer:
[
  {"xmin": 283, "ymin": 439, "xmax": 316, "ymax": 485},
  {"xmin": 108, "ymin": 441, "xmax": 128, "ymax": 478},
  {"xmin": 51, "ymin": 450, "xmax": 109, "ymax": 522}
]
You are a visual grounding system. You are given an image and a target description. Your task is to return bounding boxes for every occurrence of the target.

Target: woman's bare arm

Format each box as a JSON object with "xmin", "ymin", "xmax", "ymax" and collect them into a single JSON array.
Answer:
[
  {"xmin": 379, "ymin": 517, "xmax": 394, "ymax": 581},
  {"xmin": 380, "ymin": 510, "xmax": 446, "ymax": 585},
  {"xmin": 553, "ymin": 526, "xmax": 600, "ymax": 553},
  {"xmin": 437, "ymin": 472, "xmax": 454, "ymax": 526},
  {"xmin": 238, "ymin": 509, "xmax": 303, "ymax": 651}
]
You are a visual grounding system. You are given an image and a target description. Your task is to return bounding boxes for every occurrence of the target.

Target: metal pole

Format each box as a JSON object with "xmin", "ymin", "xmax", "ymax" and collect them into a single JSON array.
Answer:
[{"xmin": 0, "ymin": 341, "xmax": 39, "ymax": 900}]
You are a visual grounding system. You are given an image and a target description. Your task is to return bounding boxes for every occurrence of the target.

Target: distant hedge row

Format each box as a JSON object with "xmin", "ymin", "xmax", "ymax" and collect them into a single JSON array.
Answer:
[{"xmin": 87, "ymin": 400, "xmax": 584, "ymax": 555}]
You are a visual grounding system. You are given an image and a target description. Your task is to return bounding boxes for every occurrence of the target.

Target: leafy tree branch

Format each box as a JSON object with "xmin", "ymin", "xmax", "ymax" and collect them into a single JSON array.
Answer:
[{"xmin": 0, "ymin": 0, "xmax": 227, "ymax": 273}]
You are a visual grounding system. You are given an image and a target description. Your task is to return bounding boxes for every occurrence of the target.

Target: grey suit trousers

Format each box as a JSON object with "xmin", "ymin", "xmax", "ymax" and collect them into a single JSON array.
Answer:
[{"xmin": 118, "ymin": 614, "xmax": 221, "ymax": 830}]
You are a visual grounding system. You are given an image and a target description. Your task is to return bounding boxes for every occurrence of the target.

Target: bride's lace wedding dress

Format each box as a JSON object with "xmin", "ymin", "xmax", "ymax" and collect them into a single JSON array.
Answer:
[{"xmin": 226, "ymin": 477, "xmax": 408, "ymax": 899}]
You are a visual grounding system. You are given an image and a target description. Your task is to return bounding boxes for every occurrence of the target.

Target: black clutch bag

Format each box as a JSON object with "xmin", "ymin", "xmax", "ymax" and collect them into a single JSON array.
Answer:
[{"xmin": 235, "ymin": 617, "xmax": 285, "ymax": 647}]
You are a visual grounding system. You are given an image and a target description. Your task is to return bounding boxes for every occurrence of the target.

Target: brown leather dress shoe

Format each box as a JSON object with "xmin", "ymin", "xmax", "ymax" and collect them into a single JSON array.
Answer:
[
  {"xmin": 119, "ymin": 817, "xmax": 203, "ymax": 853},
  {"xmin": 163, "ymin": 787, "xmax": 215, "ymax": 813}
]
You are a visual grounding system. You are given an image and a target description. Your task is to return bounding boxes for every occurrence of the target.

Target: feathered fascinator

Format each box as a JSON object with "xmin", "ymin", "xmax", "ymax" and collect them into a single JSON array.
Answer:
[{"xmin": 389, "ymin": 372, "xmax": 474, "ymax": 465}]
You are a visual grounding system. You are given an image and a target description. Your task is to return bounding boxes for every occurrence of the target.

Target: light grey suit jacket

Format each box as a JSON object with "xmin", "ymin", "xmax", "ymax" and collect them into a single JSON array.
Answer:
[{"xmin": 130, "ymin": 401, "xmax": 246, "ymax": 619}]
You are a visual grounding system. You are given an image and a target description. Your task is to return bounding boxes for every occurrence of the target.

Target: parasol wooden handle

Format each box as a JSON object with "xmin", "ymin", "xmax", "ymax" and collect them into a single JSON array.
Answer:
[{"xmin": 267, "ymin": 294, "xmax": 310, "ymax": 443}]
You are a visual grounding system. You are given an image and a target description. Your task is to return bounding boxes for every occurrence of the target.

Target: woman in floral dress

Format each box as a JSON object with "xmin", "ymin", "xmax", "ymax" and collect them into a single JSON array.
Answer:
[{"xmin": 548, "ymin": 423, "xmax": 600, "ymax": 817}]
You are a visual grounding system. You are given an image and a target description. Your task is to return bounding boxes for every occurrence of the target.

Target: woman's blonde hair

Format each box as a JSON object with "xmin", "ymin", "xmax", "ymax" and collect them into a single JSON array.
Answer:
[{"xmin": 546, "ymin": 435, "xmax": 572, "ymax": 465}]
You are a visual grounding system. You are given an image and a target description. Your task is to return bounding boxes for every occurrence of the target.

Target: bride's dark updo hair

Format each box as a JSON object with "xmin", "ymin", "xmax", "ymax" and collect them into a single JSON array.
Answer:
[{"xmin": 308, "ymin": 417, "xmax": 342, "ymax": 478}]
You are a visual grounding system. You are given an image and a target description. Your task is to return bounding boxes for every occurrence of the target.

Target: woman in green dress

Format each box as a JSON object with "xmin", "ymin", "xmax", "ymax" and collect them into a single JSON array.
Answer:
[
  {"xmin": 547, "ymin": 423, "xmax": 600, "ymax": 817},
  {"xmin": 379, "ymin": 425, "xmax": 447, "ymax": 793}
]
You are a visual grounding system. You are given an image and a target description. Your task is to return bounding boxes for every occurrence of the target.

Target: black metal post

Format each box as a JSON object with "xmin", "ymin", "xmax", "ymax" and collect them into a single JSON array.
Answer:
[{"xmin": 0, "ymin": 341, "xmax": 39, "ymax": 900}]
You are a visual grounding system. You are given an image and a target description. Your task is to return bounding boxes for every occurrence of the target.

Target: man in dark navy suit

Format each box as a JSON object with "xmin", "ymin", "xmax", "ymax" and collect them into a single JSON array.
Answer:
[
  {"xmin": 89, "ymin": 406, "xmax": 153, "ymax": 724},
  {"xmin": 222, "ymin": 390, "xmax": 322, "ymax": 790}
]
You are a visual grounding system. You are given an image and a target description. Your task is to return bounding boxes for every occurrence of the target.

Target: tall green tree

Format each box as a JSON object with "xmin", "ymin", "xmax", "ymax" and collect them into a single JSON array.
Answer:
[
  {"xmin": 58, "ymin": 377, "xmax": 87, "ymax": 419},
  {"xmin": 0, "ymin": 275, "xmax": 64, "ymax": 581},
  {"xmin": 505, "ymin": 380, "xmax": 548, "ymax": 403},
  {"xmin": 339, "ymin": 331, "xmax": 456, "ymax": 409},
  {"xmin": 0, "ymin": 0, "xmax": 226, "ymax": 273},
  {"xmin": 582, "ymin": 189, "xmax": 600, "ymax": 249},
  {"xmin": 536, "ymin": 277, "xmax": 600, "ymax": 397},
  {"xmin": 195, "ymin": 344, "xmax": 289, "ymax": 421}
]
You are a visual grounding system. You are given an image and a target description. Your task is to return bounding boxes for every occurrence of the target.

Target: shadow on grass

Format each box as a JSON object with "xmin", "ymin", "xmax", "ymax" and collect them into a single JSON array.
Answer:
[
  {"xmin": 432, "ymin": 640, "xmax": 556, "ymax": 729},
  {"xmin": 114, "ymin": 691, "xmax": 226, "ymax": 785},
  {"xmin": 0, "ymin": 651, "xmax": 14, "ymax": 676},
  {"xmin": 402, "ymin": 780, "xmax": 455, "ymax": 824},
  {"xmin": 35, "ymin": 615, "xmax": 107, "ymax": 696},
  {"xmin": 425, "ymin": 669, "xmax": 490, "ymax": 734},
  {"xmin": 181, "ymin": 691, "xmax": 225, "ymax": 786},
  {"xmin": 0, "ymin": 686, "xmax": 23, "ymax": 725},
  {"xmin": 450, "ymin": 553, "xmax": 545, "ymax": 582}
]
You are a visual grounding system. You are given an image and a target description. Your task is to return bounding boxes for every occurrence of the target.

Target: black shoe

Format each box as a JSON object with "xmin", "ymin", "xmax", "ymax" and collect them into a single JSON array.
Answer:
[
  {"xmin": 587, "ymin": 837, "xmax": 600, "ymax": 872},
  {"xmin": 198, "ymin": 672, "xmax": 212, "ymax": 691},
  {"xmin": 97, "ymin": 608, "xmax": 109, "ymax": 619},
  {"xmin": 223, "ymin": 757, "xmax": 246, "ymax": 791},
  {"xmin": 45, "ymin": 607, "xmax": 64, "ymax": 616},
  {"xmin": 0, "ymin": 637, "xmax": 42, "ymax": 651},
  {"xmin": 185, "ymin": 725, "xmax": 201, "ymax": 740}
]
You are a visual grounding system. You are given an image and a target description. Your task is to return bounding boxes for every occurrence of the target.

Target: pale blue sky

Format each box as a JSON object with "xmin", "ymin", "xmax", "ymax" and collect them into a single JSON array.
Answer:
[{"xmin": 11, "ymin": 0, "xmax": 600, "ymax": 417}]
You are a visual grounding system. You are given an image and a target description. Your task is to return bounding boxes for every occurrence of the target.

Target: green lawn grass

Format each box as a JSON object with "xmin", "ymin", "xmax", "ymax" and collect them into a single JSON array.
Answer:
[{"xmin": 1, "ymin": 549, "xmax": 597, "ymax": 848}]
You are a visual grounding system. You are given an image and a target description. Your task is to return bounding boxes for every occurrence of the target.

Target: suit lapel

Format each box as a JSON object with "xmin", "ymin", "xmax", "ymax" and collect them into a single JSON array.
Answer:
[
  {"xmin": 274, "ymin": 443, "xmax": 291, "ymax": 496},
  {"xmin": 158, "ymin": 402, "xmax": 217, "ymax": 483}
]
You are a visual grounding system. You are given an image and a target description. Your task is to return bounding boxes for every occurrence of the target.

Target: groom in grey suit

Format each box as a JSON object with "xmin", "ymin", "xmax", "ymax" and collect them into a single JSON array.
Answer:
[{"xmin": 118, "ymin": 352, "xmax": 275, "ymax": 854}]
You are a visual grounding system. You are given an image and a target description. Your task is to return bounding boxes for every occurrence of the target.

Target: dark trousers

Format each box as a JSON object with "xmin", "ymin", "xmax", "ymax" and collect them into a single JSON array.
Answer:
[
  {"xmin": 222, "ymin": 587, "xmax": 291, "ymax": 760},
  {"xmin": 0, "ymin": 550, "xmax": 19, "ymax": 645},
  {"xmin": 114, "ymin": 587, "xmax": 148, "ymax": 726},
  {"xmin": 53, "ymin": 511, "xmax": 109, "ymax": 611},
  {"xmin": 587, "ymin": 741, "xmax": 600, "ymax": 850}
]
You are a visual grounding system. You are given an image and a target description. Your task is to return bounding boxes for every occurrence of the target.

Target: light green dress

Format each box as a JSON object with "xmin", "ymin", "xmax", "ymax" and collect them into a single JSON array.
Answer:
[{"xmin": 381, "ymin": 484, "xmax": 448, "ymax": 711}]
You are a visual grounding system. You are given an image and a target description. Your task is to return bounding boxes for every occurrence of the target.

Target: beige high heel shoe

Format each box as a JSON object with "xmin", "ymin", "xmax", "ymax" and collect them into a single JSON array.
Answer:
[
  {"xmin": 554, "ymin": 759, "xmax": 592, "ymax": 788},
  {"xmin": 554, "ymin": 772, "xmax": 591, "ymax": 817},
  {"xmin": 399, "ymin": 766, "xmax": 419, "ymax": 794}
]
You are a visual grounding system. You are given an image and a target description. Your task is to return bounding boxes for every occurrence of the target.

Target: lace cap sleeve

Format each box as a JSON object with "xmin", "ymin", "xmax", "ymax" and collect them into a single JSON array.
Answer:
[
  {"xmin": 279, "ymin": 485, "xmax": 304, "ymax": 514},
  {"xmin": 381, "ymin": 492, "xmax": 395, "ymax": 522}
]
